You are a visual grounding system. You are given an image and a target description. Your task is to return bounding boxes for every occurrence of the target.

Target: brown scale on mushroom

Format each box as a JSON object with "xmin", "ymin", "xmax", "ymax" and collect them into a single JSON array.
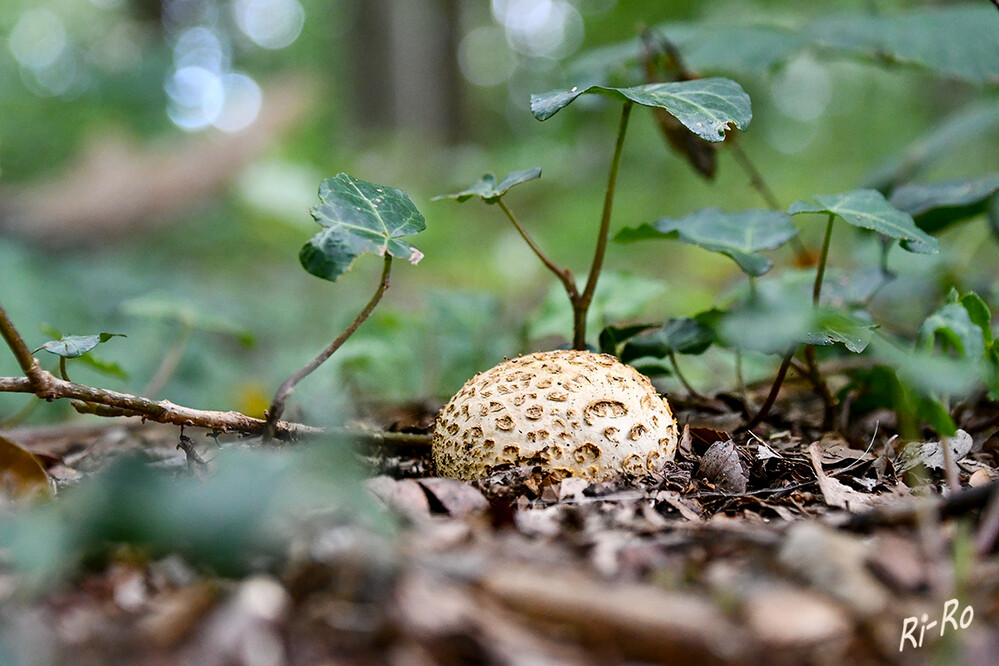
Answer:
[{"xmin": 432, "ymin": 349, "xmax": 678, "ymax": 482}]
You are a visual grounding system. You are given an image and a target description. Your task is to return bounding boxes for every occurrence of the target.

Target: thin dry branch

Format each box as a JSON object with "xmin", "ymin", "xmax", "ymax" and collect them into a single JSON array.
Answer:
[
  {"xmin": 264, "ymin": 254, "xmax": 393, "ymax": 439},
  {"xmin": 0, "ymin": 373, "xmax": 318, "ymax": 439}
]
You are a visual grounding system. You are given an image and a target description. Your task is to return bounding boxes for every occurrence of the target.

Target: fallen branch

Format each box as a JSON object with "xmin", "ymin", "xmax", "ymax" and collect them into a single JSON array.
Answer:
[{"xmin": 0, "ymin": 373, "xmax": 318, "ymax": 439}]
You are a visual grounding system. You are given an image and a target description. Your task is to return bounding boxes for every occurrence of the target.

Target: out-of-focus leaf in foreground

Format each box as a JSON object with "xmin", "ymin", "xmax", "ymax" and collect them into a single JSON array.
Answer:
[{"xmin": 0, "ymin": 436, "xmax": 54, "ymax": 503}]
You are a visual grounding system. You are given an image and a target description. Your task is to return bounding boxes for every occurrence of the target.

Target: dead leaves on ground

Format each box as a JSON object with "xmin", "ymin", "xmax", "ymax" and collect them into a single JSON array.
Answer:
[{"xmin": 1, "ymin": 418, "xmax": 998, "ymax": 664}]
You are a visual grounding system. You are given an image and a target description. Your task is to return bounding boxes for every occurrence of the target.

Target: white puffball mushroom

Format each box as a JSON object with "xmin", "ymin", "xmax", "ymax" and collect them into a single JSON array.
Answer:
[{"xmin": 432, "ymin": 350, "xmax": 678, "ymax": 481}]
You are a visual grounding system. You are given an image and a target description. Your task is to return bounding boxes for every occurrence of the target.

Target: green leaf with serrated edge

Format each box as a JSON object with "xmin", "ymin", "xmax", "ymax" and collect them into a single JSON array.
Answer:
[
  {"xmin": 433, "ymin": 167, "xmax": 541, "ymax": 204},
  {"xmin": 33, "ymin": 333, "xmax": 126, "ymax": 359},
  {"xmin": 789, "ymin": 190, "xmax": 939, "ymax": 254},
  {"xmin": 301, "ymin": 174, "xmax": 425, "ymax": 283},
  {"xmin": 889, "ymin": 173, "xmax": 999, "ymax": 234},
  {"xmin": 530, "ymin": 78, "xmax": 751, "ymax": 141},
  {"xmin": 615, "ymin": 209, "xmax": 796, "ymax": 276}
]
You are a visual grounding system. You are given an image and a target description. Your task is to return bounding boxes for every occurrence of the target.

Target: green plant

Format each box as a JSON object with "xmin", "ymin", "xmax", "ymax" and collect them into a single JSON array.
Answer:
[
  {"xmin": 2, "ymin": 3, "xmax": 999, "ymax": 444},
  {"xmin": 0, "ymin": 173, "xmax": 426, "ymax": 441}
]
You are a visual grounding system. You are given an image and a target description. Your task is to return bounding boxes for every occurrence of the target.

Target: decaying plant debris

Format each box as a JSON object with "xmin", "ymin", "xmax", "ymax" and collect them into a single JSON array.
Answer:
[{"xmin": 2, "ymin": 386, "xmax": 997, "ymax": 665}]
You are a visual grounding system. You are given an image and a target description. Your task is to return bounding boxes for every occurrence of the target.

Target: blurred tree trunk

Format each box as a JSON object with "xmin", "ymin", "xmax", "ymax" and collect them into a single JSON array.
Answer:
[{"xmin": 349, "ymin": 0, "xmax": 465, "ymax": 142}]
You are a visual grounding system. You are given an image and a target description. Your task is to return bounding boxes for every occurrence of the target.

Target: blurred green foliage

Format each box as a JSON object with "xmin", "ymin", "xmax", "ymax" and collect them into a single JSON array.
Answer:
[{"xmin": 1, "ymin": 0, "xmax": 998, "ymax": 427}]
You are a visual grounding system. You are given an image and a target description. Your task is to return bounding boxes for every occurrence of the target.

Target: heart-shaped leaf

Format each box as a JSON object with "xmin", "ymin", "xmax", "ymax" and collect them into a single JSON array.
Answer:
[
  {"xmin": 889, "ymin": 173, "xmax": 999, "ymax": 233},
  {"xmin": 301, "ymin": 174, "xmax": 426, "ymax": 282},
  {"xmin": 33, "ymin": 333, "xmax": 125, "ymax": 359},
  {"xmin": 789, "ymin": 189, "xmax": 939, "ymax": 254},
  {"xmin": 433, "ymin": 167, "xmax": 541, "ymax": 204},
  {"xmin": 531, "ymin": 78, "xmax": 751, "ymax": 142},
  {"xmin": 615, "ymin": 208, "xmax": 796, "ymax": 276}
]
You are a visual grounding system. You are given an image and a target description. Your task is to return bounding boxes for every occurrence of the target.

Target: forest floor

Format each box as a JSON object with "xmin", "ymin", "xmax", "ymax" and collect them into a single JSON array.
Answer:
[{"xmin": 2, "ymin": 382, "xmax": 998, "ymax": 665}]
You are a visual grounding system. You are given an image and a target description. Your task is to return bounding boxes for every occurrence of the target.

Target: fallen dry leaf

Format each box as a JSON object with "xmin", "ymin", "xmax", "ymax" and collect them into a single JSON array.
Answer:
[
  {"xmin": 809, "ymin": 443, "xmax": 875, "ymax": 511},
  {"xmin": 699, "ymin": 440, "xmax": 749, "ymax": 493}
]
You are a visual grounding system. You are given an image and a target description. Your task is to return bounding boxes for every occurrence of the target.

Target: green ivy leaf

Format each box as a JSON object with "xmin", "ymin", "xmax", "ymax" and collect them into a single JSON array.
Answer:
[
  {"xmin": 301, "ymin": 174, "xmax": 426, "ymax": 282},
  {"xmin": 889, "ymin": 173, "xmax": 999, "ymax": 234},
  {"xmin": 33, "ymin": 333, "xmax": 126, "ymax": 359},
  {"xmin": 807, "ymin": 310, "xmax": 876, "ymax": 354},
  {"xmin": 530, "ymin": 78, "xmax": 751, "ymax": 141},
  {"xmin": 960, "ymin": 292, "xmax": 993, "ymax": 346},
  {"xmin": 615, "ymin": 209, "xmax": 796, "ymax": 276},
  {"xmin": 598, "ymin": 323, "xmax": 658, "ymax": 356},
  {"xmin": 620, "ymin": 317, "xmax": 715, "ymax": 365},
  {"xmin": 789, "ymin": 189, "xmax": 939, "ymax": 254},
  {"xmin": 867, "ymin": 100, "xmax": 999, "ymax": 190},
  {"xmin": 433, "ymin": 167, "xmax": 542, "ymax": 204},
  {"xmin": 919, "ymin": 291, "xmax": 987, "ymax": 359},
  {"xmin": 808, "ymin": 5, "xmax": 999, "ymax": 85}
]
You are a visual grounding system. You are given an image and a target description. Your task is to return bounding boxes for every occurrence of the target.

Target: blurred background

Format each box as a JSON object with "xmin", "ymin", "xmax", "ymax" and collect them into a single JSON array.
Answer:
[{"xmin": 1, "ymin": 0, "xmax": 997, "ymax": 425}]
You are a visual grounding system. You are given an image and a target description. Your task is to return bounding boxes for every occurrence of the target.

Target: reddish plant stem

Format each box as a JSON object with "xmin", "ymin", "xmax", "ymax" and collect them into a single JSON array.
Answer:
[
  {"xmin": 742, "ymin": 349, "xmax": 794, "ymax": 431},
  {"xmin": 496, "ymin": 198, "xmax": 578, "ymax": 301},
  {"xmin": 264, "ymin": 254, "xmax": 393, "ymax": 440},
  {"xmin": 574, "ymin": 101, "xmax": 633, "ymax": 350}
]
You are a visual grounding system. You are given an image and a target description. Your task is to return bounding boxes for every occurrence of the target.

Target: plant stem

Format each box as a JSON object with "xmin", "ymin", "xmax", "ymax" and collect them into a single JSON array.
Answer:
[
  {"xmin": 728, "ymin": 142, "xmax": 781, "ymax": 211},
  {"xmin": 265, "ymin": 254, "xmax": 393, "ymax": 439},
  {"xmin": 574, "ymin": 101, "xmax": 633, "ymax": 350},
  {"xmin": 58, "ymin": 357, "xmax": 69, "ymax": 381},
  {"xmin": 669, "ymin": 351, "xmax": 704, "ymax": 399},
  {"xmin": 496, "ymin": 198, "xmax": 578, "ymax": 300},
  {"xmin": 813, "ymin": 214, "xmax": 835, "ymax": 304},
  {"xmin": 742, "ymin": 349, "xmax": 794, "ymax": 430},
  {"xmin": 729, "ymin": 140, "xmax": 812, "ymax": 261},
  {"xmin": 803, "ymin": 212, "xmax": 838, "ymax": 428},
  {"xmin": 142, "ymin": 324, "xmax": 193, "ymax": 398}
]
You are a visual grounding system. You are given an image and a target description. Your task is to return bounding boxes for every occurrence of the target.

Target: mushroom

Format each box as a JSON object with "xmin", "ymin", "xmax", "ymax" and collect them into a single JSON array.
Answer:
[{"xmin": 432, "ymin": 350, "xmax": 678, "ymax": 481}]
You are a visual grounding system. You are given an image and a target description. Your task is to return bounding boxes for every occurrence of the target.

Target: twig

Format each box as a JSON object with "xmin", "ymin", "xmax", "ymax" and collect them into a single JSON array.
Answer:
[
  {"xmin": 574, "ymin": 101, "xmax": 633, "ymax": 350},
  {"xmin": 839, "ymin": 480, "xmax": 999, "ymax": 532},
  {"xmin": 741, "ymin": 349, "xmax": 795, "ymax": 430},
  {"xmin": 143, "ymin": 324, "xmax": 193, "ymax": 398},
  {"xmin": 0, "ymin": 373, "xmax": 317, "ymax": 439},
  {"xmin": 264, "ymin": 254, "xmax": 393, "ymax": 440},
  {"xmin": 496, "ymin": 199, "xmax": 578, "ymax": 301},
  {"xmin": 0, "ymin": 301, "xmax": 54, "ymax": 394}
]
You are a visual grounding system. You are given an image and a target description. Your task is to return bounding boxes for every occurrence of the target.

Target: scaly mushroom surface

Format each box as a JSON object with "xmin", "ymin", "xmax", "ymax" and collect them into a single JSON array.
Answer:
[{"xmin": 432, "ymin": 350, "xmax": 678, "ymax": 481}]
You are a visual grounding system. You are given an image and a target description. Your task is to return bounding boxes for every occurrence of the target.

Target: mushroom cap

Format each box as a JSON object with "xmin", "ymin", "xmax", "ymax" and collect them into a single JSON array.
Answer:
[{"xmin": 432, "ymin": 350, "xmax": 678, "ymax": 481}]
